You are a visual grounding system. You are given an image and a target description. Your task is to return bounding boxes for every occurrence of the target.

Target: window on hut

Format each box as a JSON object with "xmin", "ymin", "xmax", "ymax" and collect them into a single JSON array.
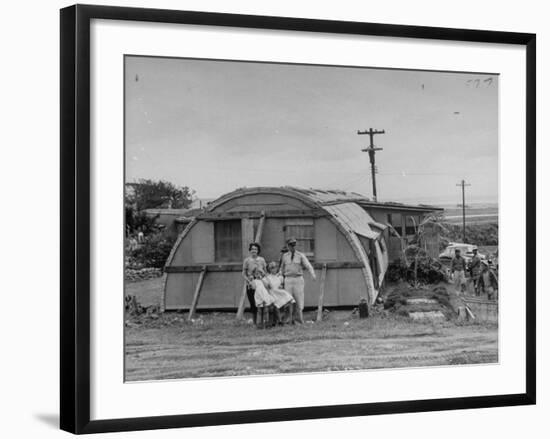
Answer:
[
  {"xmin": 214, "ymin": 220, "xmax": 242, "ymax": 262},
  {"xmin": 387, "ymin": 212, "xmax": 403, "ymax": 234},
  {"xmin": 284, "ymin": 221, "xmax": 315, "ymax": 259},
  {"xmin": 404, "ymin": 216, "xmax": 418, "ymax": 236}
]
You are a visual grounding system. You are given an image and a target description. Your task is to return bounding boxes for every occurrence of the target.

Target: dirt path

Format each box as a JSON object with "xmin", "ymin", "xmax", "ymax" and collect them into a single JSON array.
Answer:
[{"xmin": 125, "ymin": 311, "xmax": 498, "ymax": 381}]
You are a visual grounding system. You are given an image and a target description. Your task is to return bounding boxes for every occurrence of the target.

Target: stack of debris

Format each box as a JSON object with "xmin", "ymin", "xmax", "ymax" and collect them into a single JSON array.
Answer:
[{"xmin": 125, "ymin": 295, "xmax": 161, "ymax": 319}]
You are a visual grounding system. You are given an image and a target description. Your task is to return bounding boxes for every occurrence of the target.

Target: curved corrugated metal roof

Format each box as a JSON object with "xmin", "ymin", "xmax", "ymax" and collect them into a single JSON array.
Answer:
[
  {"xmin": 209, "ymin": 186, "xmax": 442, "ymax": 212},
  {"xmin": 323, "ymin": 203, "xmax": 380, "ymax": 240},
  {"xmin": 288, "ymin": 187, "xmax": 369, "ymax": 205}
]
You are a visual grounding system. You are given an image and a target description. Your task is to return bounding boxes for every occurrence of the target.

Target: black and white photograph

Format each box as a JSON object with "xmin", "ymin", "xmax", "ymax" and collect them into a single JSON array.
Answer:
[{"xmin": 123, "ymin": 55, "xmax": 499, "ymax": 381}]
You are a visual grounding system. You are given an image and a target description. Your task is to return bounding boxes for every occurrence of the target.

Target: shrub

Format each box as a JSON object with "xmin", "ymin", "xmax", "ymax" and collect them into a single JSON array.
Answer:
[
  {"xmin": 440, "ymin": 222, "xmax": 498, "ymax": 246},
  {"xmin": 127, "ymin": 230, "xmax": 176, "ymax": 268},
  {"xmin": 386, "ymin": 262, "xmax": 407, "ymax": 283},
  {"xmin": 386, "ymin": 246, "xmax": 448, "ymax": 285}
]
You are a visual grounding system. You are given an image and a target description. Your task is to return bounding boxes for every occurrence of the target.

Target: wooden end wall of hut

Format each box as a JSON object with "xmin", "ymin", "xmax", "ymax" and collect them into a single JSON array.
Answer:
[
  {"xmin": 164, "ymin": 266, "xmax": 367, "ymax": 310},
  {"xmin": 165, "ymin": 271, "xmax": 243, "ymax": 309}
]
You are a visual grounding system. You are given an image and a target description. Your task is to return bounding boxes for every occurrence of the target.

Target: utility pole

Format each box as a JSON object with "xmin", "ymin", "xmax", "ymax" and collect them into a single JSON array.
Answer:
[
  {"xmin": 456, "ymin": 179, "xmax": 471, "ymax": 243},
  {"xmin": 357, "ymin": 128, "xmax": 385, "ymax": 201}
]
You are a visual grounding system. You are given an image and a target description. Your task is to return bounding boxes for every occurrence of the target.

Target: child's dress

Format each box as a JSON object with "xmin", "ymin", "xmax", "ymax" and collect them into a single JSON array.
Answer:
[
  {"xmin": 251, "ymin": 279, "xmax": 275, "ymax": 308},
  {"xmin": 263, "ymin": 274, "xmax": 295, "ymax": 309}
]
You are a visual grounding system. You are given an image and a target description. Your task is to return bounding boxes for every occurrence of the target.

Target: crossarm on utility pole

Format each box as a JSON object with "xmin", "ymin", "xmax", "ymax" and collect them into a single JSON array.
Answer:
[{"xmin": 357, "ymin": 128, "xmax": 385, "ymax": 201}]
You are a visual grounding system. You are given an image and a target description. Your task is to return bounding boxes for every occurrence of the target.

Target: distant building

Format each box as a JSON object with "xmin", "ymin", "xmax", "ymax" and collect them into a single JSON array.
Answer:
[{"xmin": 162, "ymin": 186, "xmax": 443, "ymax": 311}]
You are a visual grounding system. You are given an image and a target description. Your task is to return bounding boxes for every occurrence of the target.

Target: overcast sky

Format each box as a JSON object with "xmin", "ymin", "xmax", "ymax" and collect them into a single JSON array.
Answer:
[{"xmin": 125, "ymin": 56, "xmax": 498, "ymax": 205}]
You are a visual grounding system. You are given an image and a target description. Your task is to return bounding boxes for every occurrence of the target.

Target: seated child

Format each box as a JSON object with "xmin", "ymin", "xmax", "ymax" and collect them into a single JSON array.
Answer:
[
  {"xmin": 250, "ymin": 268, "xmax": 275, "ymax": 328},
  {"xmin": 263, "ymin": 261, "xmax": 295, "ymax": 324}
]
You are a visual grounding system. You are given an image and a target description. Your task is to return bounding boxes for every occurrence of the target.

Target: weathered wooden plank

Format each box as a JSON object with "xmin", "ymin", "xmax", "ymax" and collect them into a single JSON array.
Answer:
[
  {"xmin": 465, "ymin": 305, "xmax": 476, "ymax": 320},
  {"xmin": 255, "ymin": 211, "xmax": 266, "ymax": 242},
  {"xmin": 316, "ymin": 264, "xmax": 328, "ymax": 322},
  {"xmin": 236, "ymin": 282, "xmax": 248, "ymax": 320},
  {"xmin": 166, "ymin": 261, "xmax": 364, "ymax": 273},
  {"xmin": 187, "ymin": 266, "xmax": 206, "ymax": 321},
  {"xmin": 241, "ymin": 218, "xmax": 255, "ymax": 258},
  {"xmin": 166, "ymin": 264, "xmax": 242, "ymax": 273},
  {"xmin": 318, "ymin": 261, "xmax": 363, "ymax": 269}
]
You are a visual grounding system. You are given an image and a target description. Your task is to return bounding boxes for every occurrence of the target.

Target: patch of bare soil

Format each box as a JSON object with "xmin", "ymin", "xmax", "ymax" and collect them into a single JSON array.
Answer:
[{"xmin": 124, "ymin": 305, "xmax": 498, "ymax": 381}]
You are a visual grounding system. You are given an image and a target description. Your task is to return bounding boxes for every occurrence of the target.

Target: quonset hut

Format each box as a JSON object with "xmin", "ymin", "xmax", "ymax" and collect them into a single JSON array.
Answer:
[{"xmin": 162, "ymin": 187, "xmax": 442, "ymax": 312}]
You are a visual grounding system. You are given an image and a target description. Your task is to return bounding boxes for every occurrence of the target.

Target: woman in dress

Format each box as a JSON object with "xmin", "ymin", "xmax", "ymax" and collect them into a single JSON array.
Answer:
[
  {"xmin": 242, "ymin": 242, "xmax": 266, "ymax": 324},
  {"xmin": 263, "ymin": 261, "xmax": 295, "ymax": 325}
]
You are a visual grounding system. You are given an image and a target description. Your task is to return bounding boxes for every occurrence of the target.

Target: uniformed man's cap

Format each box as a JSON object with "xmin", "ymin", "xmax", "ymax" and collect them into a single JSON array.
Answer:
[{"xmin": 286, "ymin": 237, "xmax": 297, "ymax": 245}]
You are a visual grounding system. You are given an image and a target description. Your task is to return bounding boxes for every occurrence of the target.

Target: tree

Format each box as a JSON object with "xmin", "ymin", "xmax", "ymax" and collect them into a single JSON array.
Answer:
[
  {"xmin": 125, "ymin": 179, "xmax": 195, "ymax": 236},
  {"xmin": 386, "ymin": 214, "xmax": 448, "ymax": 286},
  {"xmin": 125, "ymin": 207, "xmax": 158, "ymax": 236},
  {"xmin": 126, "ymin": 179, "xmax": 194, "ymax": 211}
]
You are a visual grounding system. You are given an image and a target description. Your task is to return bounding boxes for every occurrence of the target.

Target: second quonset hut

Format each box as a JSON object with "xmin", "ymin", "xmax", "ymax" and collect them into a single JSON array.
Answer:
[{"xmin": 163, "ymin": 187, "xmax": 442, "ymax": 312}]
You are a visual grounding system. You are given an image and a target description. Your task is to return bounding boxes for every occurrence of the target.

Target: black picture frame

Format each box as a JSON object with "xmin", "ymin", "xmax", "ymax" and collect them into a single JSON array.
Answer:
[{"xmin": 60, "ymin": 4, "xmax": 536, "ymax": 434}]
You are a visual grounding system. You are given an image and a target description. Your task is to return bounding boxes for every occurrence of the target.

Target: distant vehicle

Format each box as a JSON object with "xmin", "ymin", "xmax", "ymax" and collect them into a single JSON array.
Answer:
[{"xmin": 439, "ymin": 243, "xmax": 486, "ymax": 264}]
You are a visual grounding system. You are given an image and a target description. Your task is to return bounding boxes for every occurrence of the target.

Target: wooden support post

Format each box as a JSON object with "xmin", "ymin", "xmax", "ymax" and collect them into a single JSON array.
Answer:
[
  {"xmin": 236, "ymin": 282, "xmax": 248, "ymax": 320},
  {"xmin": 236, "ymin": 211, "xmax": 267, "ymax": 320},
  {"xmin": 316, "ymin": 264, "xmax": 328, "ymax": 322},
  {"xmin": 255, "ymin": 211, "xmax": 266, "ymax": 242},
  {"xmin": 187, "ymin": 266, "xmax": 206, "ymax": 321}
]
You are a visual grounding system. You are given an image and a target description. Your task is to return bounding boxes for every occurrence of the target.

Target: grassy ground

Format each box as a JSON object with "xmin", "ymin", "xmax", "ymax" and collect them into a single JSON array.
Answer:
[
  {"xmin": 124, "ymin": 278, "xmax": 498, "ymax": 382},
  {"xmin": 125, "ymin": 277, "xmax": 163, "ymax": 307}
]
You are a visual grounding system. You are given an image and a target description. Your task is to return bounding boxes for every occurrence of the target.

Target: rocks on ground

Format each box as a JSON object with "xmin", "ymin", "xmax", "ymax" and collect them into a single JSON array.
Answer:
[{"xmin": 125, "ymin": 267, "xmax": 163, "ymax": 282}]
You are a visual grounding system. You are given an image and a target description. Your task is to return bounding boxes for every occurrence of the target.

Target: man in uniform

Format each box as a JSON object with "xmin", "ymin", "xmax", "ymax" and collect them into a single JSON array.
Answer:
[
  {"xmin": 451, "ymin": 248, "xmax": 467, "ymax": 295},
  {"xmin": 469, "ymin": 248, "xmax": 482, "ymax": 296},
  {"xmin": 279, "ymin": 237, "xmax": 316, "ymax": 323}
]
